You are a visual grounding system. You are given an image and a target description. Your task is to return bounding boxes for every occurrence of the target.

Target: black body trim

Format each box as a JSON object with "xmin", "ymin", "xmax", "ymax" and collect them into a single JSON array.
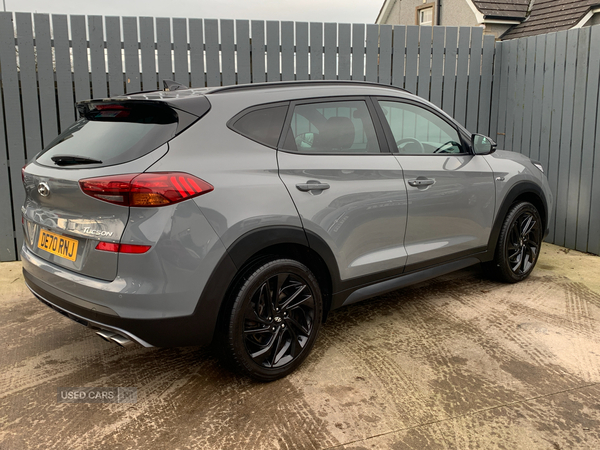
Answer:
[
  {"xmin": 226, "ymin": 226, "xmax": 310, "ymax": 269},
  {"xmin": 24, "ymin": 249, "xmax": 238, "ymax": 347},
  {"xmin": 341, "ymin": 257, "xmax": 481, "ymax": 307},
  {"xmin": 222, "ymin": 227, "xmax": 490, "ymax": 312},
  {"xmin": 484, "ymin": 181, "xmax": 549, "ymax": 260}
]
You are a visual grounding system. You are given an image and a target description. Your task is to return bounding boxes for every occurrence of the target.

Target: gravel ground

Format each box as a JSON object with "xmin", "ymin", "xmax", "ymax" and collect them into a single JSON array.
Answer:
[{"xmin": 1, "ymin": 243, "xmax": 600, "ymax": 449}]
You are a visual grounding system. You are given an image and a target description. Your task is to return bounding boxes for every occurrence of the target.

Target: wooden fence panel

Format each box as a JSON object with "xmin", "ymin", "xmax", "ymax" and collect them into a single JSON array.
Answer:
[
  {"xmin": 528, "ymin": 34, "xmax": 546, "ymax": 162},
  {"xmin": 324, "ymin": 23, "xmax": 337, "ymax": 80},
  {"xmin": 140, "ymin": 17, "xmax": 157, "ymax": 90},
  {"xmin": 538, "ymin": 33, "xmax": 555, "ymax": 178},
  {"xmin": 454, "ymin": 27, "xmax": 470, "ymax": 127},
  {"xmin": 251, "ymin": 21, "xmax": 266, "ymax": 83},
  {"xmin": 267, "ymin": 21, "xmax": 281, "ymax": 82},
  {"xmin": 442, "ymin": 27, "xmax": 458, "ymax": 117},
  {"xmin": 234, "ymin": 20, "xmax": 250, "ymax": 85},
  {"xmin": 71, "ymin": 15, "xmax": 91, "ymax": 102},
  {"xmin": 296, "ymin": 22, "xmax": 309, "ymax": 81},
  {"xmin": 391, "ymin": 25, "xmax": 405, "ymax": 88},
  {"xmin": 418, "ymin": 27, "xmax": 432, "ymax": 100},
  {"xmin": 15, "ymin": 13, "xmax": 43, "ymax": 157},
  {"xmin": 205, "ymin": 19, "xmax": 220, "ymax": 86},
  {"xmin": 88, "ymin": 16, "xmax": 108, "ymax": 98},
  {"xmin": 504, "ymin": 39, "xmax": 518, "ymax": 150},
  {"xmin": 466, "ymin": 27, "xmax": 483, "ymax": 132},
  {"xmin": 156, "ymin": 17, "xmax": 173, "ymax": 84},
  {"xmin": 123, "ymin": 17, "xmax": 141, "ymax": 92},
  {"xmin": 173, "ymin": 18, "xmax": 190, "ymax": 85},
  {"xmin": 430, "ymin": 26, "xmax": 444, "ymax": 109},
  {"xmin": 52, "ymin": 14, "xmax": 76, "ymax": 130},
  {"xmin": 511, "ymin": 38, "xmax": 527, "ymax": 153},
  {"xmin": 105, "ymin": 17, "xmax": 124, "ymax": 96},
  {"xmin": 310, "ymin": 22, "xmax": 323, "ymax": 80},
  {"xmin": 477, "ymin": 35, "xmax": 495, "ymax": 136},
  {"xmin": 488, "ymin": 39, "xmax": 502, "ymax": 141},
  {"xmin": 365, "ymin": 24, "xmax": 379, "ymax": 82},
  {"xmin": 352, "ymin": 23, "xmax": 365, "ymax": 81},
  {"xmin": 338, "ymin": 23, "xmax": 351, "ymax": 81},
  {"xmin": 520, "ymin": 36, "xmax": 536, "ymax": 158},
  {"xmin": 33, "ymin": 13, "xmax": 59, "ymax": 145},
  {"xmin": 379, "ymin": 25, "xmax": 393, "ymax": 85},
  {"xmin": 405, "ymin": 26, "xmax": 418, "ymax": 93},
  {"xmin": 0, "ymin": 73, "xmax": 13, "ymax": 261},
  {"xmin": 220, "ymin": 20, "xmax": 238, "ymax": 85},
  {"xmin": 281, "ymin": 21, "xmax": 295, "ymax": 81}
]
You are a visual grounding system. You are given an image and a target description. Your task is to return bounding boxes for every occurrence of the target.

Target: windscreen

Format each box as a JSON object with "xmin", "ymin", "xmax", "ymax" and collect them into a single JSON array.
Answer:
[{"xmin": 36, "ymin": 102, "xmax": 179, "ymax": 168}]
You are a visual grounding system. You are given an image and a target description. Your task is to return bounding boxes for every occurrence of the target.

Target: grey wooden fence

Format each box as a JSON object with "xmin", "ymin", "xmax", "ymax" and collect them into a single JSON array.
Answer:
[
  {"xmin": 491, "ymin": 26, "xmax": 600, "ymax": 256},
  {"xmin": 0, "ymin": 11, "xmax": 598, "ymax": 261}
]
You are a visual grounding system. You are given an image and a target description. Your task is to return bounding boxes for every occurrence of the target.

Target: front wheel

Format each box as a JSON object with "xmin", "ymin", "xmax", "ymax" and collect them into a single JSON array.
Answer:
[
  {"xmin": 224, "ymin": 259, "xmax": 322, "ymax": 382},
  {"xmin": 489, "ymin": 201, "xmax": 543, "ymax": 283}
]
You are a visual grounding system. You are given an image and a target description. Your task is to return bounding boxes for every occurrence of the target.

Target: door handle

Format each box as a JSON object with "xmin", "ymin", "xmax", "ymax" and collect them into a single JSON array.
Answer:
[
  {"xmin": 408, "ymin": 178, "xmax": 435, "ymax": 187},
  {"xmin": 296, "ymin": 180, "xmax": 331, "ymax": 192}
]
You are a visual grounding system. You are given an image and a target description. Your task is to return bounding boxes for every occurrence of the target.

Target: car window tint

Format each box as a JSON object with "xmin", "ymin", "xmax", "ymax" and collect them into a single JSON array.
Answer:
[
  {"xmin": 282, "ymin": 100, "xmax": 381, "ymax": 154},
  {"xmin": 379, "ymin": 101, "xmax": 464, "ymax": 155},
  {"xmin": 36, "ymin": 103, "xmax": 180, "ymax": 168},
  {"xmin": 232, "ymin": 105, "xmax": 288, "ymax": 147}
]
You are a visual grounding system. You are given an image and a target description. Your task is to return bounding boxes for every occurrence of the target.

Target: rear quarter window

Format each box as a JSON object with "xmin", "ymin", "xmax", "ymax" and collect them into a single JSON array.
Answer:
[{"xmin": 229, "ymin": 104, "xmax": 288, "ymax": 148}]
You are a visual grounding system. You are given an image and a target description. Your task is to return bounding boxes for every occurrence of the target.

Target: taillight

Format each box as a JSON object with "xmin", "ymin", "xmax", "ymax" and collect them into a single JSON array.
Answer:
[
  {"xmin": 96, "ymin": 242, "xmax": 151, "ymax": 254},
  {"xmin": 79, "ymin": 172, "xmax": 213, "ymax": 207}
]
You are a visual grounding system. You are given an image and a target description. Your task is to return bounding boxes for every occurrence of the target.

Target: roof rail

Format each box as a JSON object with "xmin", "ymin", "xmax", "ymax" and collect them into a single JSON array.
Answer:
[{"xmin": 209, "ymin": 80, "xmax": 409, "ymax": 94}]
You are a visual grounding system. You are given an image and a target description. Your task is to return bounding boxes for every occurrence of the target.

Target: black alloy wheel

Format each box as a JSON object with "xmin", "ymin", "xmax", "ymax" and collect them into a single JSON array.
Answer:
[
  {"xmin": 491, "ymin": 201, "xmax": 543, "ymax": 283},
  {"xmin": 225, "ymin": 259, "xmax": 322, "ymax": 381}
]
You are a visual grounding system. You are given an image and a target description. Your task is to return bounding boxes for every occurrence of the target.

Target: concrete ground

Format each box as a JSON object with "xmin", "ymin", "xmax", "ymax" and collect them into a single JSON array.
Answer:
[{"xmin": 1, "ymin": 243, "xmax": 600, "ymax": 449}]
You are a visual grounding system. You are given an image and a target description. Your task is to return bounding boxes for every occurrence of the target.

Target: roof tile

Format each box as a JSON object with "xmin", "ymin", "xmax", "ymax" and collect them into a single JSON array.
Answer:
[{"xmin": 502, "ymin": 0, "xmax": 600, "ymax": 39}]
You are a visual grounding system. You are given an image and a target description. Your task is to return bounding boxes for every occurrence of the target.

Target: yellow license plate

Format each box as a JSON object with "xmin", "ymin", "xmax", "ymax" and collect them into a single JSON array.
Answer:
[{"xmin": 37, "ymin": 229, "xmax": 79, "ymax": 262}]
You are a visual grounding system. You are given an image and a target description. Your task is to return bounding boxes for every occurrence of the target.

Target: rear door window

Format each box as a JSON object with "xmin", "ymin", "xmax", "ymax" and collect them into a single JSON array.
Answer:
[
  {"xmin": 36, "ymin": 102, "xmax": 181, "ymax": 168},
  {"xmin": 281, "ymin": 100, "xmax": 382, "ymax": 154}
]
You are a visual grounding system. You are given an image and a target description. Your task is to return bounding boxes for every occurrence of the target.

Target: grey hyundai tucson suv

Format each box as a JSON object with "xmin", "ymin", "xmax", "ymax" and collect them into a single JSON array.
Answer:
[{"xmin": 21, "ymin": 80, "xmax": 552, "ymax": 381}]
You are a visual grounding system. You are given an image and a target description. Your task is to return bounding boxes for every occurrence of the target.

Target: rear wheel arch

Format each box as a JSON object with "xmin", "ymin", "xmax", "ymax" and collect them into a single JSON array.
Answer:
[{"xmin": 216, "ymin": 227, "xmax": 339, "ymax": 332}]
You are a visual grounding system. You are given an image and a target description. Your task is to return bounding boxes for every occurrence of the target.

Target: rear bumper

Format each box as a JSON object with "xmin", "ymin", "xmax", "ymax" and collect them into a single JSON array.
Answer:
[
  {"xmin": 24, "ymin": 269, "xmax": 211, "ymax": 347},
  {"xmin": 25, "ymin": 275, "xmax": 153, "ymax": 347},
  {"xmin": 22, "ymin": 244, "xmax": 239, "ymax": 347}
]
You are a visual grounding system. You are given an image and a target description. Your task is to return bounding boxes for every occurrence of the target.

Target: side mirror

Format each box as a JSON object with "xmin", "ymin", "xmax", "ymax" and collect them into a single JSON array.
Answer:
[{"xmin": 471, "ymin": 134, "xmax": 496, "ymax": 155}]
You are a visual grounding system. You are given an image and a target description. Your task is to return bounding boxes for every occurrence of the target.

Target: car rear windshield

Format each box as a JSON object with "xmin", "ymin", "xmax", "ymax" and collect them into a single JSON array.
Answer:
[{"xmin": 36, "ymin": 101, "xmax": 179, "ymax": 168}]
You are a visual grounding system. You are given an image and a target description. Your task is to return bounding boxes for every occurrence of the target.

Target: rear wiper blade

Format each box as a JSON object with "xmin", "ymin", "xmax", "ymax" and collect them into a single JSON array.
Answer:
[{"xmin": 51, "ymin": 155, "xmax": 103, "ymax": 166}]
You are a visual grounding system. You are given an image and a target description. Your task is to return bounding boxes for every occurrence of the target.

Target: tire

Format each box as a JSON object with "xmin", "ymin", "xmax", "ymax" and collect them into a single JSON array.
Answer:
[
  {"xmin": 223, "ymin": 258, "xmax": 323, "ymax": 382},
  {"xmin": 489, "ymin": 201, "xmax": 543, "ymax": 283}
]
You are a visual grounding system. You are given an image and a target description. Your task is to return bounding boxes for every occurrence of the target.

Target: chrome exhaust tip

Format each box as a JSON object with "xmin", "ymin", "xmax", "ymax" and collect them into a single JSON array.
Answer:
[
  {"xmin": 96, "ymin": 330, "xmax": 117, "ymax": 342},
  {"xmin": 109, "ymin": 334, "xmax": 135, "ymax": 347},
  {"xmin": 96, "ymin": 330, "xmax": 135, "ymax": 347}
]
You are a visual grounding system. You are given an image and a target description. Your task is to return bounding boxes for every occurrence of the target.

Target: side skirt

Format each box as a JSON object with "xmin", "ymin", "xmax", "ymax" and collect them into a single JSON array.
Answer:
[{"xmin": 335, "ymin": 255, "xmax": 483, "ymax": 309}]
